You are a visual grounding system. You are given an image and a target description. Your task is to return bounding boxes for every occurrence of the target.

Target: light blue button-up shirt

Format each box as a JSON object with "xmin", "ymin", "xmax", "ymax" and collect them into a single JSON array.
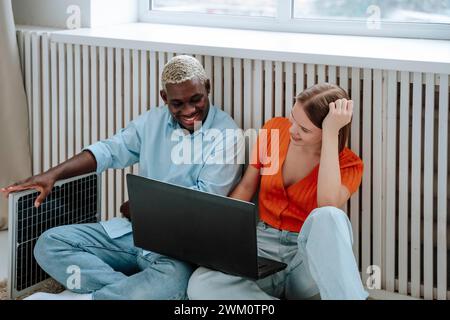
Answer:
[{"xmin": 84, "ymin": 105, "xmax": 242, "ymax": 240}]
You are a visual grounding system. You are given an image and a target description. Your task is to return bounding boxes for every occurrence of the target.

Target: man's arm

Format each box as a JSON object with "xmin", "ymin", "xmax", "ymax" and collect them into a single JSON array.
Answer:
[
  {"xmin": 2, "ymin": 112, "xmax": 148, "ymax": 207},
  {"xmin": 51, "ymin": 150, "xmax": 97, "ymax": 181},
  {"xmin": 1, "ymin": 150, "xmax": 97, "ymax": 207}
]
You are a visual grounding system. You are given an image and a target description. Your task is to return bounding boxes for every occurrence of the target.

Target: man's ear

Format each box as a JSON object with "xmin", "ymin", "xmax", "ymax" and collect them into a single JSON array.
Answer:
[
  {"xmin": 205, "ymin": 79, "xmax": 211, "ymax": 95},
  {"xmin": 160, "ymin": 90, "xmax": 168, "ymax": 105}
]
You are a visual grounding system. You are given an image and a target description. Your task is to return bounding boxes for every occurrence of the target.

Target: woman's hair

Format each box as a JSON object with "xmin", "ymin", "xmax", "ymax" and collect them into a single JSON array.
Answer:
[{"xmin": 296, "ymin": 83, "xmax": 351, "ymax": 153}]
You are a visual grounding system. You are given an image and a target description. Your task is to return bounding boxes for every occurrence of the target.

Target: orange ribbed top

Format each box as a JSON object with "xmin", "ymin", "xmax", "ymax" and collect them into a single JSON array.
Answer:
[{"xmin": 251, "ymin": 117, "xmax": 364, "ymax": 232}]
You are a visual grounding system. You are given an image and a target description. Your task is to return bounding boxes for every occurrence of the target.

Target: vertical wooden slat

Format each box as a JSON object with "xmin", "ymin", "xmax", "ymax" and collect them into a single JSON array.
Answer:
[
  {"xmin": 149, "ymin": 51, "xmax": 157, "ymax": 108},
  {"xmin": 295, "ymin": 63, "xmax": 304, "ymax": 95},
  {"xmin": 24, "ymin": 32, "xmax": 32, "ymax": 158},
  {"xmin": 411, "ymin": 72, "xmax": 422, "ymax": 298},
  {"xmin": 350, "ymin": 67, "xmax": 361, "ymax": 265},
  {"xmin": 398, "ymin": 71, "xmax": 410, "ymax": 295},
  {"xmin": 233, "ymin": 58, "xmax": 242, "ymax": 128},
  {"xmin": 107, "ymin": 47, "xmax": 115, "ymax": 219},
  {"xmin": 58, "ymin": 42, "xmax": 66, "ymax": 163},
  {"xmin": 361, "ymin": 68, "xmax": 372, "ymax": 285},
  {"xmin": 274, "ymin": 61, "xmax": 283, "ymax": 117},
  {"xmin": 253, "ymin": 60, "xmax": 263, "ymax": 130},
  {"xmin": 123, "ymin": 49, "xmax": 132, "ymax": 202},
  {"xmin": 340, "ymin": 65, "xmax": 349, "ymax": 215},
  {"xmin": 140, "ymin": 50, "xmax": 148, "ymax": 112},
  {"xmin": 306, "ymin": 64, "xmax": 315, "ymax": 88},
  {"xmin": 31, "ymin": 33, "xmax": 42, "ymax": 174},
  {"xmin": 132, "ymin": 49, "xmax": 140, "ymax": 175},
  {"xmin": 214, "ymin": 56, "xmax": 223, "ymax": 109},
  {"xmin": 423, "ymin": 73, "xmax": 435, "ymax": 300},
  {"xmin": 89, "ymin": 44, "xmax": 101, "ymax": 221},
  {"xmin": 264, "ymin": 60, "xmax": 273, "ymax": 123},
  {"xmin": 66, "ymin": 43, "xmax": 74, "ymax": 159},
  {"xmin": 158, "ymin": 51, "xmax": 166, "ymax": 106},
  {"xmin": 124, "ymin": 49, "xmax": 131, "ymax": 126},
  {"xmin": 81, "ymin": 45, "xmax": 91, "ymax": 229},
  {"xmin": 50, "ymin": 41, "xmax": 59, "ymax": 166},
  {"xmin": 115, "ymin": 48, "xmax": 124, "ymax": 215},
  {"xmin": 74, "ymin": 44, "xmax": 82, "ymax": 154},
  {"xmin": 317, "ymin": 64, "xmax": 326, "ymax": 83},
  {"xmin": 132, "ymin": 49, "xmax": 140, "ymax": 120},
  {"xmin": 82, "ymin": 45, "xmax": 91, "ymax": 147},
  {"xmin": 285, "ymin": 62, "xmax": 294, "ymax": 116},
  {"xmin": 90, "ymin": 46, "xmax": 98, "ymax": 144},
  {"xmin": 385, "ymin": 70, "xmax": 397, "ymax": 292},
  {"xmin": 328, "ymin": 66, "xmax": 337, "ymax": 84},
  {"xmin": 243, "ymin": 59, "xmax": 252, "ymax": 130},
  {"xmin": 41, "ymin": 34, "xmax": 50, "ymax": 172},
  {"xmin": 90, "ymin": 45, "xmax": 99, "ymax": 218},
  {"xmin": 437, "ymin": 74, "xmax": 448, "ymax": 300},
  {"xmin": 99, "ymin": 46, "xmax": 107, "ymax": 219},
  {"xmin": 339, "ymin": 67, "xmax": 349, "ymax": 92},
  {"xmin": 204, "ymin": 56, "xmax": 213, "ymax": 103},
  {"xmin": 223, "ymin": 57, "xmax": 232, "ymax": 117},
  {"xmin": 372, "ymin": 69, "xmax": 383, "ymax": 286}
]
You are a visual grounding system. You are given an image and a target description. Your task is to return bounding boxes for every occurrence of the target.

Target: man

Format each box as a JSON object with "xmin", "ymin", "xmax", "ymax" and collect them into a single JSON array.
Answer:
[{"xmin": 1, "ymin": 55, "xmax": 242, "ymax": 300}]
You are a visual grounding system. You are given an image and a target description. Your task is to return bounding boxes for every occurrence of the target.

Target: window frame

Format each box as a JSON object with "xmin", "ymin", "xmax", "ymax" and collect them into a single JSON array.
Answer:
[{"xmin": 139, "ymin": 0, "xmax": 450, "ymax": 40}]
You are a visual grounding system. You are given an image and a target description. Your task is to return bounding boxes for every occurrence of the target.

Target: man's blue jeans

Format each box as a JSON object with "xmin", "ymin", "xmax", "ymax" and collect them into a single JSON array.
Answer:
[{"xmin": 33, "ymin": 223, "xmax": 194, "ymax": 300}]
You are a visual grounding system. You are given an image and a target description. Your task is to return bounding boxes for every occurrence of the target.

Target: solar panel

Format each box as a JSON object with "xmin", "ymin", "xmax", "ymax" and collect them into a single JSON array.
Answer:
[{"xmin": 7, "ymin": 173, "xmax": 101, "ymax": 299}]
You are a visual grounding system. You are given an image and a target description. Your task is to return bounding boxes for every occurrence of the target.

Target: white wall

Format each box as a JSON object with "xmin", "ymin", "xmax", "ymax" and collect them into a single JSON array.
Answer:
[
  {"xmin": 12, "ymin": 0, "xmax": 91, "ymax": 28},
  {"xmin": 12, "ymin": 0, "xmax": 138, "ymax": 29},
  {"xmin": 90, "ymin": 0, "xmax": 139, "ymax": 27}
]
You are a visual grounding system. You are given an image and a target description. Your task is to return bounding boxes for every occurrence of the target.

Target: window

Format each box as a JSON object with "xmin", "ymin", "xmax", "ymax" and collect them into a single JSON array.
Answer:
[
  {"xmin": 139, "ymin": 0, "xmax": 450, "ymax": 40},
  {"xmin": 152, "ymin": 0, "xmax": 277, "ymax": 17},
  {"xmin": 293, "ymin": 0, "xmax": 450, "ymax": 24}
]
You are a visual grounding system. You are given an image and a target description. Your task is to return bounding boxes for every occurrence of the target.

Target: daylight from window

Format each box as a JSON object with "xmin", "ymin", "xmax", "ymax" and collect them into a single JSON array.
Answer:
[{"xmin": 152, "ymin": 0, "xmax": 450, "ymax": 23}]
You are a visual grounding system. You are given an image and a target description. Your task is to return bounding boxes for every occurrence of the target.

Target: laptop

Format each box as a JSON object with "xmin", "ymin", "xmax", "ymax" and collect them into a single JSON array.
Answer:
[{"xmin": 126, "ymin": 174, "xmax": 287, "ymax": 280}]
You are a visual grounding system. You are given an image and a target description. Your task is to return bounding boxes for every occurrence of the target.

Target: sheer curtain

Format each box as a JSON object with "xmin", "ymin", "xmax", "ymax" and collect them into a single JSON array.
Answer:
[{"xmin": 0, "ymin": 0, "xmax": 32, "ymax": 230}]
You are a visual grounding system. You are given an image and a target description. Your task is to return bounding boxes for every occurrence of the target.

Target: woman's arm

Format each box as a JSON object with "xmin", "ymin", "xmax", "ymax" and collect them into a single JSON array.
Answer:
[
  {"xmin": 317, "ymin": 99, "xmax": 353, "ymax": 208},
  {"xmin": 229, "ymin": 165, "xmax": 261, "ymax": 202}
]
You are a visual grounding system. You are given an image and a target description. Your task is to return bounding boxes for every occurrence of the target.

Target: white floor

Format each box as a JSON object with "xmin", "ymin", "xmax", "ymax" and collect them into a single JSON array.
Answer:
[{"xmin": 0, "ymin": 230, "xmax": 8, "ymax": 281}]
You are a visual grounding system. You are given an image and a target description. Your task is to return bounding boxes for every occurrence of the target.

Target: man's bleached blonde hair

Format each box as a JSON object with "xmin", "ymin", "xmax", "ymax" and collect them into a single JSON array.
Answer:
[{"xmin": 161, "ymin": 55, "xmax": 208, "ymax": 91}]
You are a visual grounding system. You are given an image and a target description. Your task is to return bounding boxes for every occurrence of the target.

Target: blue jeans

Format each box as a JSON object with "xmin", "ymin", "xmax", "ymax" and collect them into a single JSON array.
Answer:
[
  {"xmin": 188, "ymin": 206, "xmax": 369, "ymax": 300},
  {"xmin": 33, "ymin": 223, "xmax": 194, "ymax": 300}
]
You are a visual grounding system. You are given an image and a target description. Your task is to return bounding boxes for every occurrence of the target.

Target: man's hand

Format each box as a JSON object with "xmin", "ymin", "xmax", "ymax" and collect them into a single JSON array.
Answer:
[
  {"xmin": 120, "ymin": 200, "xmax": 131, "ymax": 220},
  {"xmin": 0, "ymin": 172, "xmax": 58, "ymax": 208}
]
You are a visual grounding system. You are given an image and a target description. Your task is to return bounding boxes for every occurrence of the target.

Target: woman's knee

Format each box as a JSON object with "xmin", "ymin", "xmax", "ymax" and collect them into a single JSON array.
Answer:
[
  {"xmin": 307, "ymin": 206, "xmax": 352, "ymax": 230},
  {"xmin": 299, "ymin": 206, "xmax": 353, "ymax": 245},
  {"xmin": 310, "ymin": 206, "xmax": 348, "ymax": 221},
  {"xmin": 187, "ymin": 267, "xmax": 220, "ymax": 300},
  {"xmin": 154, "ymin": 258, "xmax": 194, "ymax": 300}
]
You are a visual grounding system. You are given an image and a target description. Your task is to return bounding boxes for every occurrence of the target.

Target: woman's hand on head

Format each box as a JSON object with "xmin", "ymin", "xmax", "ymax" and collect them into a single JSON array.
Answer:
[{"xmin": 322, "ymin": 98, "xmax": 353, "ymax": 134}]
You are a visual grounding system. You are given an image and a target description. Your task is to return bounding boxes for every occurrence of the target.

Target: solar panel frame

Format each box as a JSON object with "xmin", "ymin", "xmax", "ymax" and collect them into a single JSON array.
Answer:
[{"xmin": 7, "ymin": 173, "xmax": 101, "ymax": 299}]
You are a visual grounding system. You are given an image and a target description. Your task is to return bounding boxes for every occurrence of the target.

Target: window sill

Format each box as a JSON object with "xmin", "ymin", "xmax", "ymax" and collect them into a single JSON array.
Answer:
[{"xmin": 47, "ymin": 23, "xmax": 450, "ymax": 74}]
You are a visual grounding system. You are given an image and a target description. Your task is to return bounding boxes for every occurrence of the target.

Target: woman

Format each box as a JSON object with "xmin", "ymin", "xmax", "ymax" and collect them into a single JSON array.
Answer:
[{"xmin": 187, "ymin": 83, "xmax": 369, "ymax": 300}]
